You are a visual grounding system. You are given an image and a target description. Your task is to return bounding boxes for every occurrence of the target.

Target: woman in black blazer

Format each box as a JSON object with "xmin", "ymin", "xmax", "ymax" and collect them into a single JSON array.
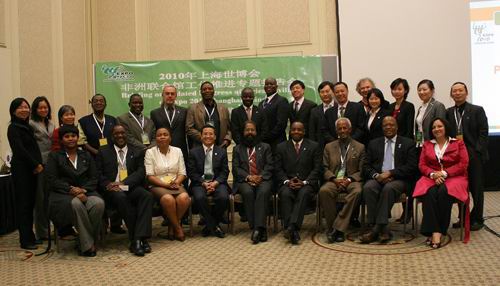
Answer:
[
  {"xmin": 364, "ymin": 88, "xmax": 391, "ymax": 143},
  {"xmin": 389, "ymin": 78, "xmax": 415, "ymax": 139},
  {"xmin": 7, "ymin": 98, "xmax": 43, "ymax": 250}
]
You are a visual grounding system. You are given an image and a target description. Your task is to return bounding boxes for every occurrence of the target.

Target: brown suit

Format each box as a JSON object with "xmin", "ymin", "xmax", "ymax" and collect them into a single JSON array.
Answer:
[
  {"xmin": 186, "ymin": 101, "xmax": 231, "ymax": 147},
  {"xmin": 319, "ymin": 138, "xmax": 365, "ymax": 232}
]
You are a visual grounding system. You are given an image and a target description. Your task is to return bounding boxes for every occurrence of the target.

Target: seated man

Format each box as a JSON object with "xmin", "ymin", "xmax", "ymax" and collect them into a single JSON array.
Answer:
[
  {"xmin": 275, "ymin": 121, "xmax": 322, "ymax": 245},
  {"xmin": 319, "ymin": 118, "xmax": 365, "ymax": 243},
  {"xmin": 188, "ymin": 125, "xmax": 230, "ymax": 238},
  {"xmin": 232, "ymin": 121, "xmax": 273, "ymax": 244},
  {"xmin": 96, "ymin": 125, "xmax": 153, "ymax": 256},
  {"xmin": 360, "ymin": 116, "xmax": 417, "ymax": 243}
]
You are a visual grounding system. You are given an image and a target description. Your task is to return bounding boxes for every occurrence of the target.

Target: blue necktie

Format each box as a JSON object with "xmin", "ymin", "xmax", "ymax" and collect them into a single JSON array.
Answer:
[{"xmin": 382, "ymin": 140, "xmax": 393, "ymax": 171}]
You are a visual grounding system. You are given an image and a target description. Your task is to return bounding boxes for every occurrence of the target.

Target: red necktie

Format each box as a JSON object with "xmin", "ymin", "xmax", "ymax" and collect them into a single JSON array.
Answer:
[
  {"xmin": 295, "ymin": 142, "xmax": 300, "ymax": 155},
  {"xmin": 248, "ymin": 148, "xmax": 258, "ymax": 175}
]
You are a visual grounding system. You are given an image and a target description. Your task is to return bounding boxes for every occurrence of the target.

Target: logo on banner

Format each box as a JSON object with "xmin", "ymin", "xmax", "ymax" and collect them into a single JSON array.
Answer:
[
  {"xmin": 472, "ymin": 23, "xmax": 494, "ymax": 45},
  {"xmin": 101, "ymin": 65, "xmax": 135, "ymax": 81}
]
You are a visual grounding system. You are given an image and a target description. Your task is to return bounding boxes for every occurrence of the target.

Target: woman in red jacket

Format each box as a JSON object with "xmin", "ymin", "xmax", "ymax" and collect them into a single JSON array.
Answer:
[{"xmin": 413, "ymin": 117, "xmax": 469, "ymax": 248}]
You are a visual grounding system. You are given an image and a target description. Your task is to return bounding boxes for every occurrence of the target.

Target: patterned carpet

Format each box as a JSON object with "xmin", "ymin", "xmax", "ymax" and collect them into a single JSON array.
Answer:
[{"xmin": 1, "ymin": 192, "xmax": 500, "ymax": 285}]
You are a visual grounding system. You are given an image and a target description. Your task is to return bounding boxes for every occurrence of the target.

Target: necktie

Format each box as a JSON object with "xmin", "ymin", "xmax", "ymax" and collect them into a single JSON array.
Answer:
[
  {"xmin": 246, "ymin": 107, "xmax": 252, "ymax": 120},
  {"xmin": 295, "ymin": 142, "xmax": 300, "ymax": 155},
  {"xmin": 167, "ymin": 107, "xmax": 174, "ymax": 119},
  {"xmin": 248, "ymin": 148, "xmax": 258, "ymax": 176},
  {"xmin": 339, "ymin": 106, "xmax": 345, "ymax": 117},
  {"xmin": 204, "ymin": 147, "xmax": 214, "ymax": 180},
  {"xmin": 263, "ymin": 98, "xmax": 270, "ymax": 108},
  {"xmin": 118, "ymin": 149, "xmax": 126, "ymax": 169},
  {"xmin": 382, "ymin": 140, "xmax": 393, "ymax": 171},
  {"xmin": 294, "ymin": 101, "xmax": 300, "ymax": 112}
]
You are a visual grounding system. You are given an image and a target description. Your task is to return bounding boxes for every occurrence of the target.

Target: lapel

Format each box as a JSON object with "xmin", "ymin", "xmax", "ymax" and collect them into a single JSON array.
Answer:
[
  {"xmin": 127, "ymin": 112, "xmax": 142, "ymax": 135},
  {"xmin": 170, "ymin": 105, "xmax": 182, "ymax": 129},
  {"xmin": 74, "ymin": 151, "xmax": 89, "ymax": 176},
  {"xmin": 331, "ymin": 142, "xmax": 341, "ymax": 167},
  {"xmin": 394, "ymin": 137, "xmax": 403, "ymax": 165},
  {"xmin": 195, "ymin": 102, "xmax": 205, "ymax": 127},
  {"xmin": 462, "ymin": 102, "xmax": 471, "ymax": 128},
  {"xmin": 125, "ymin": 147, "xmax": 135, "ymax": 171},
  {"xmin": 423, "ymin": 98, "xmax": 435, "ymax": 121},
  {"xmin": 251, "ymin": 105, "xmax": 260, "ymax": 120}
]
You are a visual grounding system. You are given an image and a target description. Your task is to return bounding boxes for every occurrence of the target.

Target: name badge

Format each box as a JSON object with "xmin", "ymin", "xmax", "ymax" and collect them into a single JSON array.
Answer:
[
  {"xmin": 161, "ymin": 175, "xmax": 173, "ymax": 184},
  {"xmin": 206, "ymin": 120, "xmax": 215, "ymax": 127},
  {"xmin": 336, "ymin": 169, "xmax": 345, "ymax": 179},
  {"xmin": 99, "ymin": 138, "xmax": 108, "ymax": 146},
  {"xmin": 119, "ymin": 169, "xmax": 128, "ymax": 181},
  {"xmin": 456, "ymin": 134, "xmax": 463, "ymax": 141},
  {"xmin": 119, "ymin": 185, "xmax": 129, "ymax": 192},
  {"xmin": 415, "ymin": 131, "xmax": 423, "ymax": 144},
  {"xmin": 141, "ymin": 133, "xmax": 150, "ymax": 145}
]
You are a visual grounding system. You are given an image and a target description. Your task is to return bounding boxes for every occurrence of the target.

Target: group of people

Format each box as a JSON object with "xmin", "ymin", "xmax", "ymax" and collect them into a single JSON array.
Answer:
[{"xmin": 7, "ymin": 76, "xmax": 488, "ymax": 257}]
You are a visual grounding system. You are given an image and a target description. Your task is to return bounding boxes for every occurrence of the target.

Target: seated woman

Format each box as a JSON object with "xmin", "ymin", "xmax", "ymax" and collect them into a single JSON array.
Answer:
[
  {"xmin": 45, "ymin": 125, "xmax": 105, "ymax": 257},
  {"xmin": 364, "ymin": 88, "xmax": 390, "ymax": 143},
  {"xmin": 145, "ymin": 127, "xmax": 190, "ymax": 241},
  {"xmin": 413, "ymin": 117, "xmax": 469, "ymax": 248}
]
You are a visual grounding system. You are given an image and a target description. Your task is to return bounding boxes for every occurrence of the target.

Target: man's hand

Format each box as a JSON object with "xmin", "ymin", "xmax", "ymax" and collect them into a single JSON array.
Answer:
[
  {"xmin": 76, "ymin": 193, "xmax": 88, "ymax": 203},
  {"xmin": 247, "ymin": 175, "xmax": 263, "ymax": 187},
  {"xmin": 106, "ymin": 182, "xmax": 122, "ymax": 192},
  {"xmin": 376, "ymin": 172, "xmax": 393, "ymax": 184},
  {"xmin": 220, "ymin": 139, "xmax": 231, "ymax": 148}
]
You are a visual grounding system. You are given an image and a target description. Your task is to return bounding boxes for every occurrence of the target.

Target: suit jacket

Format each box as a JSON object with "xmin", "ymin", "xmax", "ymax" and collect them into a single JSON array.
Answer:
[
  {"xmin": 258, "ymin": 93, "xmax": 289, "ymax": 149},
  {"xmin": 308, "ymin": 104, "xmax": 330, "ymax": 147},
  {"xmin": 7, "ymin": 119, "xmax": 43, "ymax": 172},
  {"xmin": 78, "ymin": 114, "xmax": 117, "ymax": 150},
  {"xmin": 116, "ymin": 112, "xmax": 156, "ymax": 150},
  {"xmin": 187, "ymin": 145, "xmax": 229, "ymax": 187},
  {"xmin": 289, "ymin": 98, "xmax": 317, "ymax": 138},
  {"xmin": 150, "ymin": 105, "xmax": 189, "ymax": 159},
  {"xmin": 230, "ymin": 105, "xmax": 268, "ymax": 145},
  {"xmin": 96, "ymin": 144, "xmax": 146, "ymax": 193},
  {"xmin": 388, "ymin": 100, "xmax": 415, "ymax": 139},
  {"xmin": 364, "ymin": 108, "xmax": 391, "ymax": 142},
  {"xmin": 232, "ymin": 142, "xmax": 273, "ymax": 183},
  {"xmin": 415, "ymin": 98, "xmax": 446, "ymax": 141},
  {"xmin": 29, "ymin": 120, "xmax": 55, "ymax": 163},
  {"xmin": 323, "ymin": 139, "xmax": 365, "ymax": 183},
  {"xmin": 363, "ymin": 135, "xmax": 418, "ymax": 181},
  {"xmin": 274, "ymin": 138, "xmax": 322, "ymax": 189},
  {"xmin": 446, "ymin": 102, "xmax": 489, "ymax": 162},
  {"xmin": 186, "ymin": 101, "xmax": 231, "ymax": 147},
  {"xmin": 322, "ymin": 101, "xmax": 366, "ymax": 143}
]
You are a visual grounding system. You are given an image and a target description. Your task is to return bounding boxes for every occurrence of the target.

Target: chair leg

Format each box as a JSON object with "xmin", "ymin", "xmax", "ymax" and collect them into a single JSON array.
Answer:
[
  {"xmin": 273, "ymin": 194, "xmax": 278, "ymax": 233},
  {"xmin": 360, "ymin": 203, "xmax": 366, "ymax": 228},
  {"xmin": 189, "ymin": 199, "xmax": 193, "ymax": 237},
  {"xmin": 315, "ymin": 195, "xmax": 321, "ymax": 233},
  {"xmin": 460, "ymin": 202, "xmax": 465, "ymax": 242},
  {"xmin": 229, "ymin": 194, "xmax": 235, "ymax": 235},
  {"xmin": 414, "ymin": 199, "xmax": 419, "ymax": 236},
  {"xmin": 403, "ymin": 199, "xmax": 408, "ymax": 234},
  {"xmin": 54, "ymin": 225, "xmax": 61, "ymax": 253}
]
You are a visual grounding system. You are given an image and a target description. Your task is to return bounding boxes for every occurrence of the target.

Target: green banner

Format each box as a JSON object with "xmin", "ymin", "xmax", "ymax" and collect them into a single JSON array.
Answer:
[{"xmin": 94, "ymin": 56, "xmax": 337, "ymax": 116}]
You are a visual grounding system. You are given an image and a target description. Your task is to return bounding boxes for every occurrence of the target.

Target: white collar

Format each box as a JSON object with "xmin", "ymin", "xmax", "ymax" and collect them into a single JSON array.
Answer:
[
  {"xmin": 294, "ymin": 97, "xmax": 305, "ymax": 105},
  {"xmin": 338, "ymin": 101, "xmax": 348, "ymax": 109},
  {"xmin": 292, "ymin": 139, "xmax": 304, "ymax": 146},
  {"xmin": 266, "ymin": 92, "xmax": 277, "ymax": 102},
  {"xmin": 385, "ymin": 135, "xmax": 397, "ymax": 143},
  {"xmin": 203, "ymin": 144, "xmax": 215, "ymax": 153},
  {"xmin": 114, "ymin": 144, "xmax": 128, "ymax": 154}
]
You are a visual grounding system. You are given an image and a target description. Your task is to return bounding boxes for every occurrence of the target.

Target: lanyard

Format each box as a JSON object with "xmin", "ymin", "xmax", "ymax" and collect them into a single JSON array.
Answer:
[
  {"xmin": 340, "ymin": 144, "xmax": 351, "ymax": 166},
  {"xmin": 92, "ymin": 113, "xmax": 106, "ymax": 138},
  {"xmin": 204, "ymin": 105, "xmax": 215, "ymax": 120},
  {"xmin": 454, "ymin": 108, "xmax": 465, "ymax": 132},
  {"xmin": 129, "ymin": 111, "xmax": 144, "ymax": 130},
  {"xmin": 435, "ymin": 140, "xmax": 449, "ymax": 169},
  {"xmin": 248, "ymin": 147, "xmax": 255, "ymax": 160},
  {"xmin": 66, "ymin": 152, "xmax": 78, "ymax": 169},
  {"xmin": 164, "ymin": 106, "xmax": 176, "ymax": 126}
]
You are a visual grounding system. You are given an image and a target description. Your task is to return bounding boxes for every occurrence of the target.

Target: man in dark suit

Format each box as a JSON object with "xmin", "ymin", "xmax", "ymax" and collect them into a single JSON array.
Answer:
[
  {"xmin": 232, "ymin": 121, "xmax": 273, "ymax": 244},
  {"xmin": 230, "ymin": 87, "xmax": 268, "ymax": 145},
  {"xmin": 258, "ymin": 77, "xmax": 289, "ymax": 152},
  {"xmin": 275, "ymin": 121, "xmax": 322, "ymax": 245},
  {"xmin": 288, "ymin": 80, "xmax": 317, "ymax": 138},
  {"xmin": 360, "ymin": 116, "xmax": 418, "ymax": 243},
  {"xmin": 150, "ymin": 85, "xmax": 189, "ymax": 161},
  {"xmin": 96, "ymin": 125, "xmax": 153, "ymax": 256},
  {"xmin": 446, "ymin": 82, "xmax": 489, "ymax": 231},
  {"xmin": 188, "ymin": 125, "xmax": 230, "ymax": 238},
  {"xmin": 117, "ymin": 94, "xmax": 155, "ymax": 150},
  {"xmin": 309, "ymin": 81, "xmax": 334, "ymax": 147},
  {"xmin": 322, "ymin": 82, "xmax": 366, "ymax": 144}
]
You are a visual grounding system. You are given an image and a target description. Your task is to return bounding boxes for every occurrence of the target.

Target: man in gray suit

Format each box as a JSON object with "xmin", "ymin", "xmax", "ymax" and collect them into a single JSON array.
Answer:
[
  {"xmin": 319, "ymin": 118, "xmax": 365, "ymax": 243},
  {"xmin": 117, "ymin": 94, "xmax": 155, "ymax": 150}
]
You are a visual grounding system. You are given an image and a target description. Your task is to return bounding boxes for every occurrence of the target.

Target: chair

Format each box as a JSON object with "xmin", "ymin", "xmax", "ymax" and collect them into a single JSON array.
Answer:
[
  {"xmin": 360, "ymin": 192, "xmax": 411, "ymax": 234},
  {"xmin": 228, "ymin": 193, "xmax": 277, "ymax": 235},
  {"xmin": 414, "ymin": 197, "xmax": 465, "ymax": 242}
]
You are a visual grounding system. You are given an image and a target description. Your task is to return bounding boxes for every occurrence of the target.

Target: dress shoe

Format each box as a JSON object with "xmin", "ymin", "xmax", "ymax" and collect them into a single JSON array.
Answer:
[
  {"xmin": 359, "ymin": 231, "xmax": 379, "ymax": 244},
  {"xmin": 326, "ymin": 230, "xmax": 336, "ymax": 244},
  {"xmin": 334, "ymin": 230, "xmax": 345, "ymax": 243},
  {"xmin": 452, "ymin": 221, "xmax": 462, "ymax": 229},
  {"xmin": 141, "ymin": 240, "xmax": 151, "ymax": 253},
  {"xmin": 201, "ymin": 227, "xmax": 211, "ymax": 237},
  {"xmin": 259, "ymin": 229, "xmax": 268, "ymax": 242},
  {"xmin": 110, "ymin": 226, "xmax": 126, "ymax": 234},
  {"xmin": 379, "ymin": 231, "xmax": 392, "ymax": 243},
  {"xmin": 283, "ymin": 230, "xmax": 291, "ymax": 240},
  {"xmin": 251, "ymin": 230, "xmax": 260, "ymax": 244},
  {"xmin": 20, "ymin": 244, "xmax": 38, "ymax": 250},
  {"xmin": 470, "ymin": 221, "xmax": 484, "ymax": 231},
  {"xmin": 291, "ymin": 230, "xmax": 300, "ymax": 245},
  {"xmin": 34, "ymin": 239, "xmax": 44, "ymax": 245},
  {"xmin": 350, "ymin": 218, "xmax": 361, "ymax": 228},
  {"xmin": 79, "ymin": 249, "xmax": 96, "ymax": 257},
  {"xmin": 129, "ymin": 240, "xmax": 145, "ymax": 257},
  {"xmin": 213, "ymin": 225, "xmax": 225, "ymax": 238}
]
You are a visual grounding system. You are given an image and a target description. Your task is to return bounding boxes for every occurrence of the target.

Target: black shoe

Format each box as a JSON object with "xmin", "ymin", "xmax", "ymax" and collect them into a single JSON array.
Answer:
[
  {"xmin": 291, "ymin": 230, "xmax": 300, "ymax": 245},
  {"xmin": 334, "ymin": 230, "xmax": 345, "ymax": 243},
  {"xmin": 129, "ymin": 240, "xmax": 145, "ymax": 257},
  {"xmin": 34, "ymin": 239, "xmax": 44, "ymax": 245},
  {"xmin": 470, "ymin": 221, "xmax": 484, "ymax": 231},
  {"xmin": 350, "ymin": 218, "xmax": 361, "ymax": 228},
  {"xmin": 20, "ymin": 244, "xmax": 38, "ymax": 250},
  {"xmin": 259, "ymin": 228, "xmax": 268, "ymax": 242},
  {"xmin": 379, "ymin": 231, "xmax": 393, "ymax": 243},
  {"xmin": 79, "ymin": 249, "xmax": 96, "ymax": 257},
  {"xmin": 326, "ymin": 230, "xmax": 335, "ymax": 244},
  {"xmin": 452, "ymin": 221, "xmax": 461, "ymax": 229},
  {"xmin": 201, "ymin": 227, "xmax": 211, "ymax": 237},
  {"xmin": 141, "ymin": 240, "xmax": 151, "ymax": 253},
  {"xmin": 213, "ymin": 225, "xmax": 225, "ymax": 238},
  {"xmin": 251, "ymin": 230, "xmax": 260, "ymax": 244},
  {"xmin": 111, "ymin": 226, "xmax": 126, "ymax": 234}
]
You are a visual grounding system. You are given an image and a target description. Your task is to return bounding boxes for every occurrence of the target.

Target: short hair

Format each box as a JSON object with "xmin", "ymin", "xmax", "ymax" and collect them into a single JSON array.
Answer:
[
  {"xmin": 390, "ymin": 78, "xmax": 410, "ymax": 99},
  {"xmin": 9, "ymin": 98, "xmax": 30, "ymax": 122},
  {"xmin": 243, "ymin": 120, "xmax": 257, "ymax": 130},
  {"xmin": 289, "ymin": 80, "xmax": 305, "ymax": 90},
  {"xmin": 129, "ymin": 93, "xmax": 142, "ymax": 103},
  {"xmin": 450, "ymin": 82, "xmax": 468, "ymax": 95},
  {"xmin": 317, "ymin": 81, "xmax": 335, "ymax": 93},
  {"xmin": 241, "ymin": 87, "xmax": 254, "ymax": 95},
  {"xmin": 367, "ymin": 88, "xmax": 389, "ymax": 109},
  {"xmin": 201, "ymin": 124, "xmax": 216, "ymax": 134},
  {"xmin": 333, "ymin": 81, "xmax": 349, "ymax": 91},
  {"xmin": 91, "ymin": 93, "xmax": 107, "ymax": 103},
  {"xmin": 58, "ymin": 124, "xmax": 79, "ymax": 140},
  {"xmin": 428, "ymin": 117, "xmax": 451, "ymax": 140},
  {"xmin": 31, "ymin": 96, "xmax": 52, "ymax": 122},
  {"xmin": 356, "ymin": 78, "xmax": 375, "ymax": 93},
  {"xmin": 200, "ymin": 81, "xmax": 214, "ymax": 90},
  {"xmin": 156, "ymin": 127, "xmax": 172, "ymax": 137},
  {"xmin": 163, "ymin": 84, "xmax": 177, "ymax": 92},
  {"xmin": 417, "ymin": 79, "xmax": 435, "ymax": 91},
  {"xmin": 57, "ymin": 105, "xmax": 76, "ymax": 126},
  {"xmin": 112, "ymin": 124, "xmax": 126, "ymax": 132},
  {"xmin": 335, "ymin": 117, "xmax": 352, "ymax": 129}
]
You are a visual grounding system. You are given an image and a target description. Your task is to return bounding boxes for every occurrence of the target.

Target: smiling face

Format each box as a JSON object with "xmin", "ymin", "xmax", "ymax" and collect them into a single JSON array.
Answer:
[
  {"xmin": 336, "ymin": 119, "xmax": 352, "ymax": 140},
  {"xmin": 36, "ymin": 100, "xmax": 50, "ymax": 119},
  {"xmin": 368, "ymin": 93, "xmax": 381, "ymax": 109},
  {"xmin": 129, "ymin": 95, "xmax": 143, "ymax": 115},
  {"xmin": 201, "ymin": 126, "xmax": 216, "ymax": 147},
  {"xmin": 61, "ymin": 110, "xmax": 76, "ymax": 125},
  {"xmin": 112, "ymin": 125, "xmax": 127, "ymax": 148},
  {"xmin": 264, "ymin": 78, "xmax": 278, "ymax": 96},
  {"xmin": 391, "ymin": 83, "xmax": 406, "ymax": 102},
  {"xmin": 358, "ymin": 79, "xmax": 373, "ymax": 99},
  {"xmin": 241, "ymin": 88, "xmax": 255, "ymax": 107},
  {"xmin": 450, "ymin": 83, "xmax": 468, "ymax": 106},
  {"xmin": 334, "ymin": 84, "xmax": 349, "ymax": 105},
  {"xmin": 431, "ymin": 119, "xmax": 446, "ymax": 140},
  {"xmin": 92, "ymin": 95, "xmax": 106, "ymax": 113},
  {"xmin": 290, "ymin": 83, "xmax": 305, "ymax": 101},
  {"xmin": 290, "ymin": 122, "xmax": 305, "ymax": 142},
  {"xmin": 62, "ymin": 132, "xmax": 78, "ymax": 149},
  {"xmin": 14, "ymin": 101, "xmax": 31, "ymax": 121},
  {"xmin": 382, "ymin": 116, "xmax": 398, "ymax": 139},
  {"xmin": 417, "ymin": 83, "xmax": 433, "ymax": 103},
  {"xmin": 201, "ymin": 82, "xmax": 215, "ymax": 101}
]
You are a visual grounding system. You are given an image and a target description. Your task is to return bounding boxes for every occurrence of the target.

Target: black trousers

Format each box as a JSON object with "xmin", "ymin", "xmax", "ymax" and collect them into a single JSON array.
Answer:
[
  {"xmin": 11, "ymin": 167, "xmax": 37, "ymax": 246},
  {"xmin": 239, "ymin": 181, "xmax": 272, "ymax": 230},
  {"xmin": 467, "ymin": 148, "xmax": 485, "ymax": 223},
  {"xmin": 420, "ymin": 184, "xmax": 454, "ymax": 236},
  {"xmin": 362, "ymin": 179, "xmax": 404, "ymax": 225},
  {"xmin": 279, "ymin": 184, "xmax": 313, "ymax": 230},
  {"xmin": 192, "ymin": 184, "xmax": 229, "ymax": 230},
  {"xmin": 103, "ymin": 187, "xmax": 153, "ymax": 242}
]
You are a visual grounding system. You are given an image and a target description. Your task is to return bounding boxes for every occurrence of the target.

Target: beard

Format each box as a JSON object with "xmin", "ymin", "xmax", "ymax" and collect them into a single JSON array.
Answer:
[{"xmin": 242, "ymin": 135, "xmax": 258, "ymax": 147}]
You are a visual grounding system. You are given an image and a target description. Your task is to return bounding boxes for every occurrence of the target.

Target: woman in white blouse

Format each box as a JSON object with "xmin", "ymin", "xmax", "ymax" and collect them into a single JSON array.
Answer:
[
  {"xmin": 414, "ymin": 80, "xmax": 446, "ymax": 148},
  {"xmin": 145, "ymin": 127, "xmax": 190, "ymax": 241}
]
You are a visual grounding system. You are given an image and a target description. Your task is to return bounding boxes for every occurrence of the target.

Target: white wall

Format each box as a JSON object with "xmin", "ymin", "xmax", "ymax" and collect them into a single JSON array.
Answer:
[{"xmin": 338, "ymin": 0, "xmax": 471, "ymax": 108}]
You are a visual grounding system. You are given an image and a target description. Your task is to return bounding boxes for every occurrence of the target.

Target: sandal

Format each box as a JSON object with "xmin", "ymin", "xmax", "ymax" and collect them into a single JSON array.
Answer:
[{"xmin": 430, "ymin": 241, "xmax": 441, "ymax": 249}]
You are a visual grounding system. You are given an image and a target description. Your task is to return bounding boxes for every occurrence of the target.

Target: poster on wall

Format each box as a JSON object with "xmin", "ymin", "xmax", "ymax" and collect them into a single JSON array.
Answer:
[{"xmin": 94, "ymin": 56, "xmax": 338, "ymax": 116}]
